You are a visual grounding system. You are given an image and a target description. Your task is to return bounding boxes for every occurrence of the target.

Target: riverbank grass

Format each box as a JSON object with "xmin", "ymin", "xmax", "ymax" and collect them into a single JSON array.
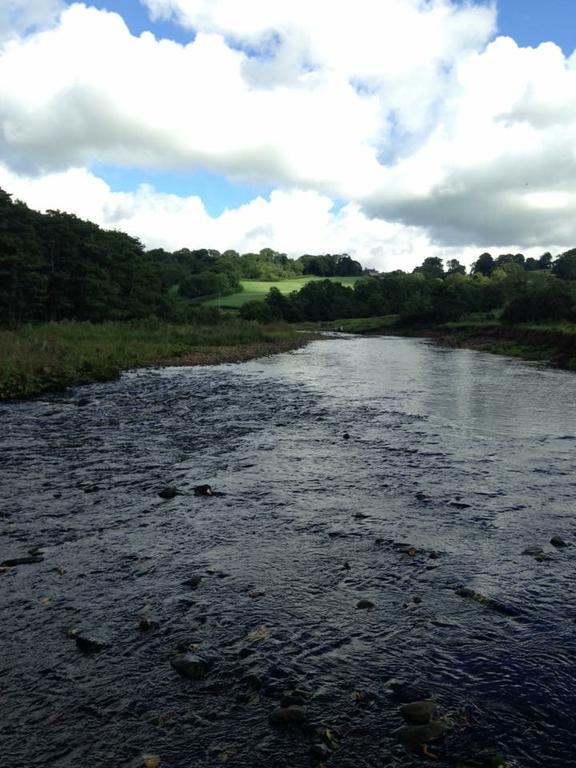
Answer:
[{"xmin": 0, "ymin": 320, "xmax": 312, "ymax": 400}]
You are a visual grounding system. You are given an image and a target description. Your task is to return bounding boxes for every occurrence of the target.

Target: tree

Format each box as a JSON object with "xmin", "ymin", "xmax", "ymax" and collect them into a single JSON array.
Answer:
[
  {"xmin": 413, "ymin": 256, "xmax": 444, "ymax": 279},
  {"xmin": 446, "ymin": 259, "xmax": 466, "ymax": 275},
  {"xmin": 472, "ymin": 252, "xmax": 495, "ymax": 277},
  {"xmin": 553, "ymin": 249, "xmax": 576, "ymax": 280}
]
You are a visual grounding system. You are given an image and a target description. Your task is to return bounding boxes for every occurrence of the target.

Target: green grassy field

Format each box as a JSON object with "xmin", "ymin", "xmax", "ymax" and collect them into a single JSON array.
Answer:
[{"xmin": 203, "ymin": 276, "xmax": 362, "ymax": 308}]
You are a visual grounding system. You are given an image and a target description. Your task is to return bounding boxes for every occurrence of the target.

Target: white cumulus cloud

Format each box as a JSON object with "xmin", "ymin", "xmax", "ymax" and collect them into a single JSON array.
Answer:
[
  {"xmin": 0, "ymin": 162, "xmax": 493, "ymax": 271},
  {"xmin": 1, "ymin": 0, "xmax": 576, "ymax": 267}
]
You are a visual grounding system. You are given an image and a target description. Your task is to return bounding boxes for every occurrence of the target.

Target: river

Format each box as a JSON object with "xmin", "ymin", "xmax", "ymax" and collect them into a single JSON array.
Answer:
[{"xmin": 1, "ymin": 336, "xmax": 575, "ymax": 768}]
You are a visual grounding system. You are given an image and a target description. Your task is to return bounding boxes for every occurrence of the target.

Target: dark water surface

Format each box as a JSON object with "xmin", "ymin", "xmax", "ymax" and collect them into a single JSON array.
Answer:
[{"xmin": 1, "ymin": 336, "xmax": 575, "ymax": 768}]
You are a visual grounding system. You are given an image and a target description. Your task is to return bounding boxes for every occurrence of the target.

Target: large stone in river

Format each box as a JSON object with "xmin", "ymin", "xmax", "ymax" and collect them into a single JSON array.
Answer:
[
  {"xmin": 356, "ymin": 599, "xmax": 375, "ymax": 610},
  {"xmin": 170, "ymin": 652, "xmax": 211, "ymax": 680},
  {"xmin": 400, "ymin": 699, "xmax": 437, "ymax": 724},
  {"xmin": 522, "ymin": 546, "xmax": 544, "ymax": 556},
  {"xmin": 158, "ymin": 487, "xmax": 178, "ymax": 499},
  {"xmin": 268, "ymin": 705, "xmax": 307, "ymax": 727},
  {"xmin": 550, "ymin": 536, "xmax": 568, "ymax": 548},
  {"xmin": 396, "ymin": 721, "xmax": 449, "ymax": 748}
]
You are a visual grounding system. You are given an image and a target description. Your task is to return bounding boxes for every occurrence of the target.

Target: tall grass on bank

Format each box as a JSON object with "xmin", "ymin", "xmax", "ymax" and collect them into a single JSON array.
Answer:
[{"xmin": 0, "ymin": 320, "xmax": 307, "ymax": 400}]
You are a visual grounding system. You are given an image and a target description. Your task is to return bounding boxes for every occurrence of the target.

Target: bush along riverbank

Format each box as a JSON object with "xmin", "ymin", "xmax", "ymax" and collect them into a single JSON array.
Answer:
[
  {"xmin": 393, "ymin": 320, "xmax": 576, "ymax": 370},
  {"xmin": 0, "ymin": 320, "xmax": 315, "ymax": 401},
  {"xmin": 307, "ymin": 314, "xmax": 576, "ymax": 370}
]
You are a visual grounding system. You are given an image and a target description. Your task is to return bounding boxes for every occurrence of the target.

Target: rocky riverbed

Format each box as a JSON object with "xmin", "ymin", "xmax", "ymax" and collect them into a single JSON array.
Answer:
[{"xmin": 1, "ymin": 336, "xmax": 575, "ymax": 767}]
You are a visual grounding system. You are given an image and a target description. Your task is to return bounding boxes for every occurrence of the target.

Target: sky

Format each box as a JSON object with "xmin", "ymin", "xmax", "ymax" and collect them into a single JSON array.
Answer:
[{"xmin": 0, "ymin": 1, "xmax": 576, "ymax": 271}]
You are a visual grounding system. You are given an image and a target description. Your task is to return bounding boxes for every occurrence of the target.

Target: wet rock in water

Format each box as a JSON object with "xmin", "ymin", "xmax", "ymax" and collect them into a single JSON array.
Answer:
[
  {"xmin": 71, "ymin": 631, "xmax": 108, "ymax": 654},
  {"xmin": 170, "ymin": 652, "xmax": 211, "ymax": 680},
  {"xmin": 535, "ymin": 553, "xmax": 552, "ymax": 563},
  {"xmin": 396, "ymin": 721, "xmax": 449, "ymax": 750},
  {"xmin": 449, "ymin": 499, "xmax": 471, "ymax": 509},
  {"xmin": 455, "ymin": 587, "xmax": 519, "ymax": 617},
  {"xmin": 550, "ymin": 536, "xmax": 569, "ymax": 548},
  {"xmin": 182, "ymin": 574, "xmax": 203, "ymax": 590},
  {"xmin": 400, "ymin": 700, "xmax": 437, "ymax": 724},
  {"xmin": 522, "ymin": 546, "xmax": 544, "ymax": 556},
  {"xmin": 281, "ymin": 689, "xmax": 310, "ymax": 707},
  {"xmin": 310, "ymin": 743, "xmax": 332, "ymax": 762},
  {"xmin": 268, "ymin": 705, "xmax": 307, "ymax": 727},
  {"xmin": 394, "ymin": 543, "xmax": 417, "ymax": 556},
  {"xmin": 194, "ymin": 484, "xmax": 214, "ymax": 497},
  {"xmin": 158, "ymin": 486, "xmax": 178, "ymax": 499},
  {"xmin": 1, "ymin": 555, "xmax": 44, "ymax": 567},
  {"xmin": 356, "ymin": 599, "xmax": 375, "ymax": 610},
  {"xmin": 138, "ymin": 616, "xmax": 159, "ymax": 632}
]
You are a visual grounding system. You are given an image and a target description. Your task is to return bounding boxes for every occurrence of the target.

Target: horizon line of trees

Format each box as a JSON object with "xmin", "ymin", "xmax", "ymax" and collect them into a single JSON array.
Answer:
[
  {"xmin": 3, "ymin": 186, "xmax": 576, "ymax": 328},
  {"xmin": 0, "ymin": 188, "xmax": 362, "ymax": 325},
  {"xmin": 240, "ymin": 251, "xmax": 576, "ymax": 326}
]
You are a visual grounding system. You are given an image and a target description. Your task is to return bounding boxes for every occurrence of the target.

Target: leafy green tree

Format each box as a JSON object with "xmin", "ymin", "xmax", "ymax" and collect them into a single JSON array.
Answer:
[
  {"xmin": 413, "ymin": 256, "xmax": 445, "ymax": 279},
  {"xmin": 472, "ymin": 252, "xmax": 495, "ymax": 277},
  {"xmin": 446, "ymin": 259, "xmax": 466, "ymax": 275},
  {"xmin": 240, "ymin": 299, "xmax": 281, "ymax": 322},
  {"xmin": 553, "ymin": 249, "xmax": 576, "ymax": 280},
  {"xmin": 502, "ymin": 282, "xmax": 576, "ymax": 323}
]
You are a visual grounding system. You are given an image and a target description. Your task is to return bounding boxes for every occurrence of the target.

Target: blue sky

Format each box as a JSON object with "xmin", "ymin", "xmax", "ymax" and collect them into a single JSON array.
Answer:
[{"xmin": 2, "ymin": 0, "xmax": 576, "ymax": 268}]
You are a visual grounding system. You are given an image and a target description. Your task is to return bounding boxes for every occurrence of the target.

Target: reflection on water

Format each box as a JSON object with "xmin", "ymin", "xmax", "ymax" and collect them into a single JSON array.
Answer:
[{"xmin": 0, "ymin": 336, "xmax": 575, "ymax": 768}]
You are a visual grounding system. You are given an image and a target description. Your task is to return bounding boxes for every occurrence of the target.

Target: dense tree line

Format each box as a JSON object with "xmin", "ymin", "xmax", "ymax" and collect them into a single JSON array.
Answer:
[
  {"xmin": 0, "ymin": 188, "xmax": 362, "ymax": 325},
  {"xmin": 3, "ymin": 186, "xmax": 576, "ymax": 328},
  {"xmin": 241, "ymin": 251, "xmax": 576, "ymax": 325}
]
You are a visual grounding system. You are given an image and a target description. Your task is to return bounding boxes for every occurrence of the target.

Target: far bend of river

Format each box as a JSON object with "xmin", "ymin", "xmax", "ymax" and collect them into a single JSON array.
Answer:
[{"xmin": 1, "ymin": 336, "xmax": 576, "ymax": 768}]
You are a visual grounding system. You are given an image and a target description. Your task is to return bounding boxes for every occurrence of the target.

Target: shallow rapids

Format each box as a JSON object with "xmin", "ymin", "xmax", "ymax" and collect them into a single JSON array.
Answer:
[{"xmin": 1, "ymin": 336, "xmax": 575, "ymax": 767}]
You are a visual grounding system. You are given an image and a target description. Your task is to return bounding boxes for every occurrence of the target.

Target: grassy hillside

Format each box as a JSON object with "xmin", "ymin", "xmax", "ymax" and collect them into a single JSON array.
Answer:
[{"xmin": 203, "ymin": 276, "xmax": 362, "ymax": 308}]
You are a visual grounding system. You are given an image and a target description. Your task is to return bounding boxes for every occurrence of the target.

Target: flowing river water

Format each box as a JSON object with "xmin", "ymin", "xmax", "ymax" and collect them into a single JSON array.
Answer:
[{"xmin": 1, "ymin": 336, "xmax": 575, "ymax": 768}]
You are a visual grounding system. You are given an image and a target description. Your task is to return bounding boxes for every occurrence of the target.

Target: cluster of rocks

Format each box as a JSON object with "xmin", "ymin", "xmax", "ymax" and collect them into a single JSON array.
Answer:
[
  {"xmin": 454, "ymin": 587, "xmax": 519, "ymax": 618},
  {"xmin": 522, "ymin": 535, "xmax": 571, "ymax": 561},
  {"xmin": 395, "ymin": 699, "xmax": 450, "ymax": 757},
  {"xmin": 157, "ymin": 483, "xmax": 225, "ymax": 499},
  {"xmin": 1, "ymin": 544, "xmax": 45, "ymax": 569}
]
